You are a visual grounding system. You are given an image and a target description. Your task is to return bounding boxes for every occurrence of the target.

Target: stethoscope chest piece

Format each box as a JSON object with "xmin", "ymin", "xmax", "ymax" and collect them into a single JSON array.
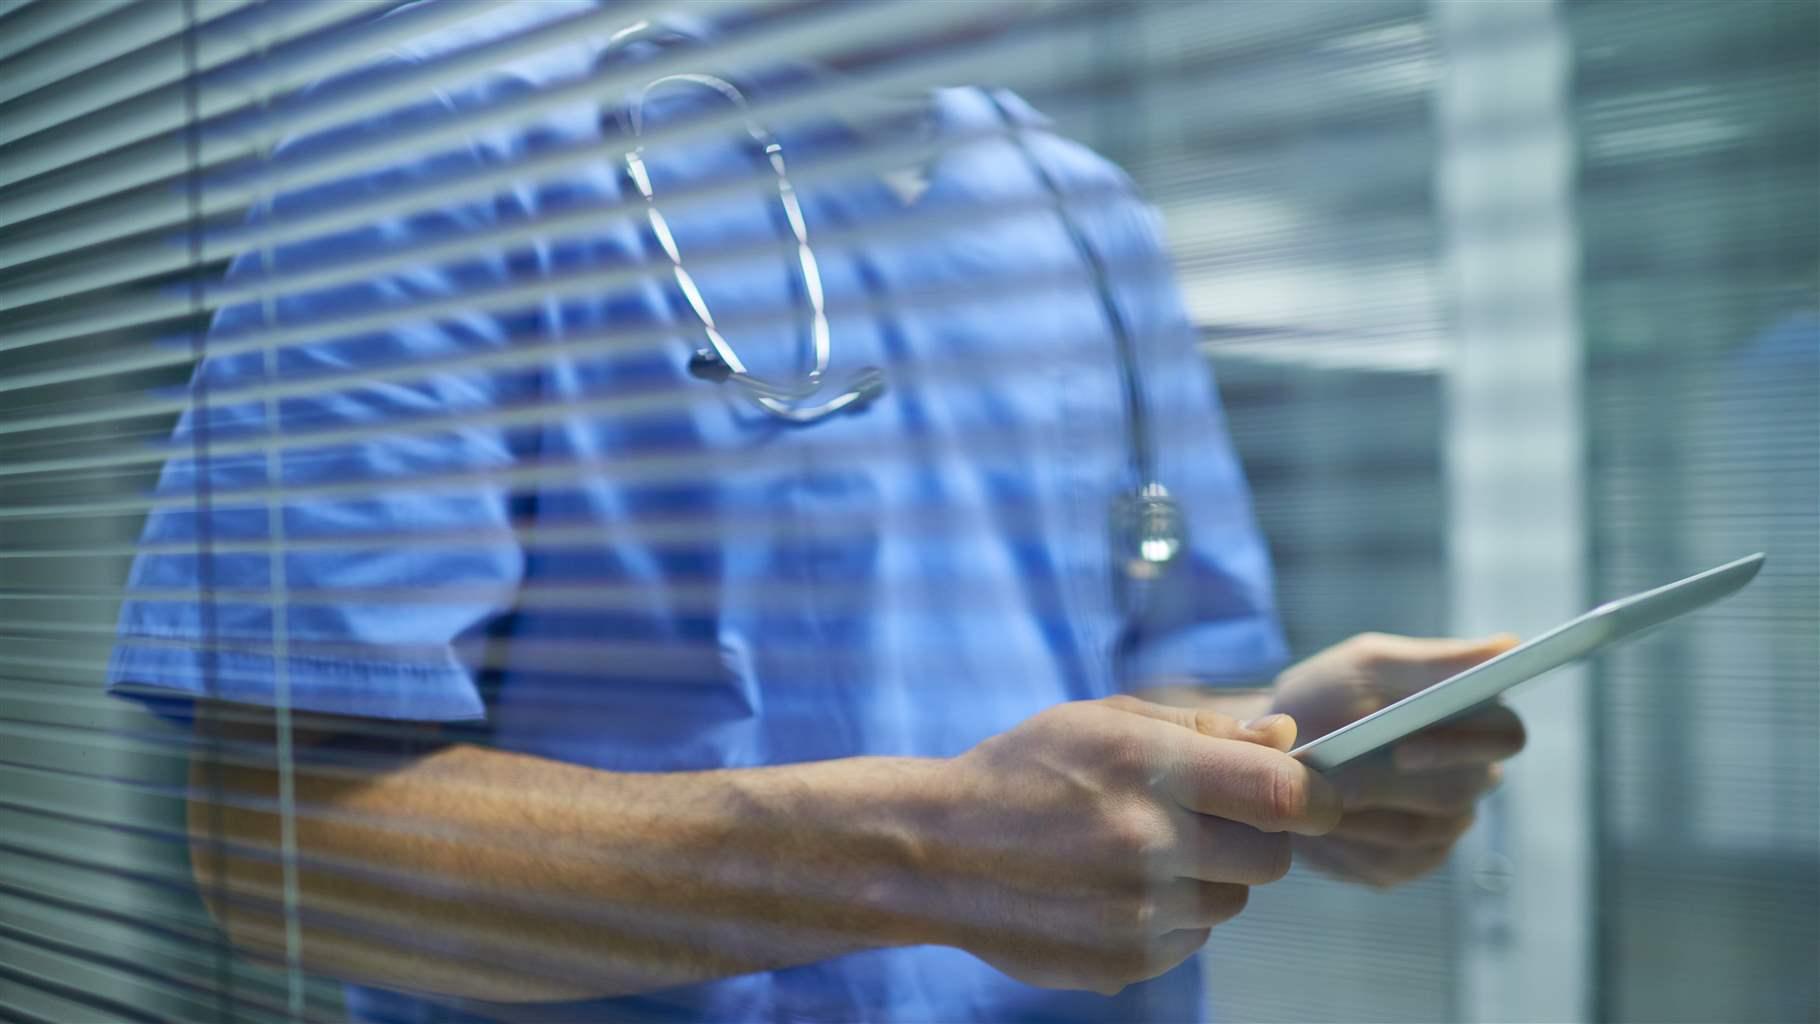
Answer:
[{"xmin": 1110, "ymin": 481, "xmax": 1186, "ymax": 587}]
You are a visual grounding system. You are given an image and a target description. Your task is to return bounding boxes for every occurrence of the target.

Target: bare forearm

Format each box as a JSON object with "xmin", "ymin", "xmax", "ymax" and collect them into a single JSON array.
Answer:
[
  {"xmin": 190, "ymin": 739, "xmax": 949, "ymax": 1004},
  {"xmin": 186, "ymin": 690, "xmax": 1345, "ymax": 1002}
]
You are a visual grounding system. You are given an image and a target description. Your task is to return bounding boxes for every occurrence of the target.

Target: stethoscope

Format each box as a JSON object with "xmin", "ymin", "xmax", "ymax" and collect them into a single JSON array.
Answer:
[{"xmin": 604, "ymin": 23, "xmax": 1186, "ymax": 606}]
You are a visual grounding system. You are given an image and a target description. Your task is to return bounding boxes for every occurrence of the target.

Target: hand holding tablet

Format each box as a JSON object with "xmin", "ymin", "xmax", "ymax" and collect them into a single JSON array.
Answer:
[{"xmin": 1290, "ymin": 553, "xmax": 1767, "ymax": 772}]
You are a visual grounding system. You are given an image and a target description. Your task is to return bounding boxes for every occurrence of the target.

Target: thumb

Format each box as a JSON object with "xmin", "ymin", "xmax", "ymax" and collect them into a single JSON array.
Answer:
[
  {"xmin": 1100, "ymin": 695, "xmax": 1298, "ymax": 751},
  {"xmin": 1234, "ymin": 712, "xmax": 1298, "ymax": 752}
]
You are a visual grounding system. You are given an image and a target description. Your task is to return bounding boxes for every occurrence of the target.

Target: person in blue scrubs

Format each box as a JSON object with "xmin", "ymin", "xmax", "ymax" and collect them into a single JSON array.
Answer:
[{"xmin": 108, "ymin": 4, "xmax": 1525, "ymax": 1022}]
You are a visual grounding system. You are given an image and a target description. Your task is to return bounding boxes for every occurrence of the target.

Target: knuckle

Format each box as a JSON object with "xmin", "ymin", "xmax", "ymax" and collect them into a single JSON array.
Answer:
[
  {"xmin": 1264, "ymin": 761, "xmax": 1309, "ymax": 828},
  {"xmin": 1132, "ymin": 896, "xmax": 1160, "ymax": 933},
  {"xmin": 1055, "ymin": 701, "xmax": 1105, "ymax": 733},
  {"xmin": 1349, "ymin": 632, "xmax": 1392, "ymax": 661},
  {"xmin": 1191, "ymin": 708, "xmax": 1234, "ymax": 738},
  {"xmin": 1105, "ymin": 805, "xmax": 1165, "ymax": 860},
  {"xmin": 1023, "ymin": 705, "xmax": 1076, "ymax": 743}
]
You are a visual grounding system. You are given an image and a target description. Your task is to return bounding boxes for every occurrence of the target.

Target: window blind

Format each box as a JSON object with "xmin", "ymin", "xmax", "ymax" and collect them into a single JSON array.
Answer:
[
  {"xmin": 0, "ymin": 2, "xmax": 1812, "ymax": 1023},
  {"xmin": 1130, "ymin": 4, "xmax": 1461, "ymax": 1020},
  {"xmin": 3, "ymin": 3, "xmax": 1303, "ymax": 1020},
  {"xmin": 1570, "ymin": 2, "xmax": 1819, "ymax": 1021}
]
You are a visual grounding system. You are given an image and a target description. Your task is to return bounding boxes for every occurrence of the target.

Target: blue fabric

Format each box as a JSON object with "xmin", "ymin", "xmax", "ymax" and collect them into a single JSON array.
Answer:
[{"xmin": 108, "ymin": 4, "xmax": 1285, "ymax": 1021}]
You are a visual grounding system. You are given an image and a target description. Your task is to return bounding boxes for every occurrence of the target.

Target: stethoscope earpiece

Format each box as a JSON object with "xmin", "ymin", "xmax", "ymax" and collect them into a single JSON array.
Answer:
[
  {"xmin": 849, "ymin": 374, "xmax": 886, "ymax": 408},
  {"xmin": 606, "ymin": 28, "xmax": 887, "ymax": 425},
  {"xmin": 686, "ymin": 348, "xmax": 733, "ymax": 383}
]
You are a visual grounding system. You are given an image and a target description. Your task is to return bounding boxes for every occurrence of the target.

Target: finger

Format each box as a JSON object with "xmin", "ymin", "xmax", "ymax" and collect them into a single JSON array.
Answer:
[
  {"xmin": 1334, "ymin": 761, "xmax": 1503, "ymax": 816},
  {"xmin": 1300, "ymin": 834, "xmax": 1455, "ymax": 889},
  {"xmin": 1236, "ymin": 713, "xmax": 1298, "ymax": 752},
  {"xmin": 1169, "ymin": 813, "xmax": 1294, "ymax": 885},
  {"xmin": 1161, "ymin": 736, "xmax": 1343, "ymax": 836},
  {"xmin": 1101, "ymin": 695, "xmax": 1294, "ymax": 749},
  {"xmin": 1093, "ymin": 925, "xmax": 1217, "ymax": 997},
  {"xmin": 1328, "ymin": 809, "xmax": 1476, "ymax": 849},
  {"xmin": 1137, "ymin": 927, "xmax": 1216, "ymax": 984},
  {"xmin": 1360, "ymin": 632, "xmax": 1520, "ymax": 669},
  {"xmin": 1287, "ymin": 833, "xmax": 1357, "ymax": 884},
  {"xmin": 1394, "ymin": 704, "xmax": 1527, "ymax": 772},
  {"xmin": 1151, "ymin": 880, "xmax": 1250, "ymax": 932},
  {"xmin": 1352, "ymin": 632, "xmax": 1521, "ymax": 694}
]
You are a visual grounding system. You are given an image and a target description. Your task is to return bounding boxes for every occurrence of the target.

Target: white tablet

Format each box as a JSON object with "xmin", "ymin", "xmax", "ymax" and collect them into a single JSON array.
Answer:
[{"xmin": 1290, "ymin": 553, "xmax": 1767, "ymax": 772}]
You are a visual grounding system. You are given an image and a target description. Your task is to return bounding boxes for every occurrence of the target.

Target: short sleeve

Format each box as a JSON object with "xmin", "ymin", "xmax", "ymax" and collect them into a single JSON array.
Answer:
[
  {"xmin": 1042, "ymin": 137, "xmax": 1288, "ymax": 686},
  {"xmin": 107, "ymin": 63, "xmax": 539, "ymax": 725}
]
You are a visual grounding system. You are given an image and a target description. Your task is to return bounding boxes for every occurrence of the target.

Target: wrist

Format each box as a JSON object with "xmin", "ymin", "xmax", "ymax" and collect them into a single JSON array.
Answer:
[
  {"xmin": 751, "ymin": 755, "xmax": 960, "ymax": 951},
  {"xmin": 862, "ymin": 756, "xmax": 968, "ymax": 948}
]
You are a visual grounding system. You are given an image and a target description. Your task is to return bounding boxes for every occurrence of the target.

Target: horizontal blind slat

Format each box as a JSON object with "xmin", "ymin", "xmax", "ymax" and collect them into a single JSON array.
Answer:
[
  {"xmin": 1, "ymin": 23, "xmax": 1248, "ymax": 313},
  {"xmin": 0, "ymin": 0, "xmax": 1043, "ymax": 274},
  {"xmin": 0, "ymin": 176, "xmax": 1136, "ymax": 412},
  {"xmin": 1, "ymin": 895, "xmax": 346, "ymax": 1011},
  {"xmin": 0, "ymin": 923, "xmax": 260, "ymax": 1024},
  {"xmin": 0, "ymin": 0, "xmax": 138, "ymax": 65},
  {"xmin": 0, "ymin": 110, "xmax": 1015, "ymax": 335},
  {"xmin": 0, "ymin": 960, "xmax": 164, "ymax": 1024},
  {"xmin": 0, "ymin": 0, "xmax": 1401, "ymax": 267},
  {"xmin": 0, "ymin": 0, "xmax": 395, "ymax": 140},
  {"xmin": 0, "ymin": 0, "xmax": 268, "ymax": 110},
  {"xmin": 0, "ymin": 905, "xmax": 337, "ymax": 1024},
  {"xmin": 0, "ymin": 0, "xmax": 798, "ymax": 220}
]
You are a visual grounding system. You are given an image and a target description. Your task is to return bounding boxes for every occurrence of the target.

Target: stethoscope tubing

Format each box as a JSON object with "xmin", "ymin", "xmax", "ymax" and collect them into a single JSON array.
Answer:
[{"xmin": 602, "ymin": 23, "xmax": 1184, "ymax": 595}]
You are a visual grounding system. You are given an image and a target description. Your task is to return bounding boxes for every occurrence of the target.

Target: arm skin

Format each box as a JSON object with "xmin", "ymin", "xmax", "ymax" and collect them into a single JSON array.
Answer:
[
  {"xmin": 185, "ymin": 696, "xmax": 1339, "ymax": 1005},
  {"xmin": 189, "ymin": 709, "xmax": 945, "ymax": 1005}
]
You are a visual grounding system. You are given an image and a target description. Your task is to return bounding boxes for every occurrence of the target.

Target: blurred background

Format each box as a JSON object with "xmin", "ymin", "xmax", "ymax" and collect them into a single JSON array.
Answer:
[{"xmin": 0, "ymin": 1, "xmax": 1814, "ymax": 1021}]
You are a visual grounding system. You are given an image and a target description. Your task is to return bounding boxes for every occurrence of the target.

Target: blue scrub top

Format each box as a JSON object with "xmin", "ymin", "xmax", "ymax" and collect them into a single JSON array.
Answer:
[{"xmin": 108, "ymin": 4, "xmax": 1285, "ymax": 1021}]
